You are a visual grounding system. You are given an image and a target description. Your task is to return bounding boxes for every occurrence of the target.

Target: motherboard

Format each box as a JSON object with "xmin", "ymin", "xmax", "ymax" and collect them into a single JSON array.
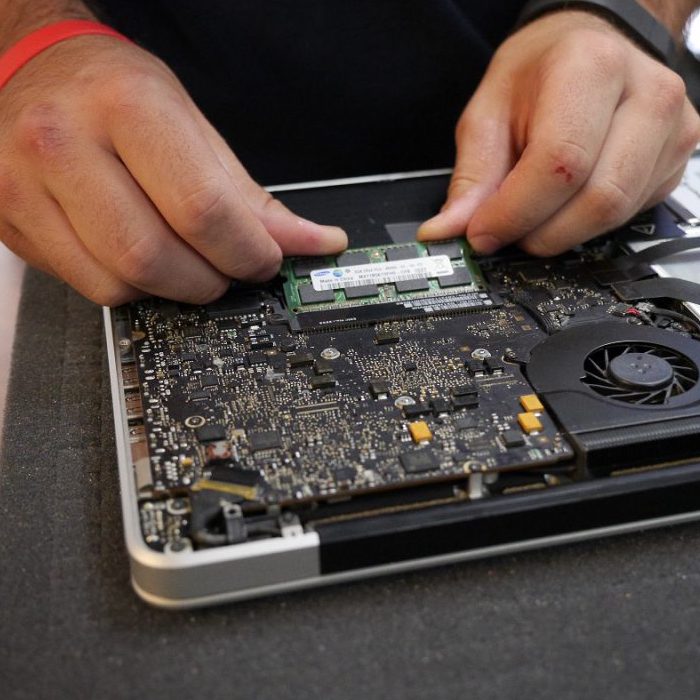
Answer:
[{"xmin": 114, "ymin": 212, "xmax": 700, "ymax": 553}]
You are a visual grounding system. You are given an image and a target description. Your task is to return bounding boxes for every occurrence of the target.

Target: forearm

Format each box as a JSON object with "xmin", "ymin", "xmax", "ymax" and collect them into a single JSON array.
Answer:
[
  {"xmin": 637, "ymin": 0, "xmax": 700, "ymax": 37},
  {"xmin": 0, "ymin": 1, "xmax": 94, "ymax": 52}
]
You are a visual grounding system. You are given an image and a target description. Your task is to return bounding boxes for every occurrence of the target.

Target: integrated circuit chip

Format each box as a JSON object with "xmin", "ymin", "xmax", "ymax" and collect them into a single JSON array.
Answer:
[{"xmin": 400, "ymin": 449, "xmax": 440, "ymax": 474}]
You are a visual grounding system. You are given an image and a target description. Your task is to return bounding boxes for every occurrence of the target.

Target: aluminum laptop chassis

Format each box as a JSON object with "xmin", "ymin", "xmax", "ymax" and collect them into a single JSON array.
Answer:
[{"xmin": 106, "ymin": 170, "xmax": 700, "ymax": 609}]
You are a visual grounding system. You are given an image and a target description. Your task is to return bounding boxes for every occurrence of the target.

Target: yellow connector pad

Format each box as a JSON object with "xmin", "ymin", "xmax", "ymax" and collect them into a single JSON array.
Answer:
[
  {"xmin": 520, "ymin": 394, "xmax": 544, "ymax": 412},
  {"xmin": 409, "ymin": 421, "xmax": 432, "ymax": 443},
  {"xmin": 518, "ymin": 412, "xmax": 543, "ymax": 434}
]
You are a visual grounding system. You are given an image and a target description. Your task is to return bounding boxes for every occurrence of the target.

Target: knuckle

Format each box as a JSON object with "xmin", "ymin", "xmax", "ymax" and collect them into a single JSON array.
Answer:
[
  {"xmin": 519, "ymin": 235, "xmax": 563, "ymax": 258},
  {"xmin": 240, "ymin": 244, "xmax": 282, "ymax": 281},
  {"xmin": 544, "ymin": 139, "xmax": 593, "ymax": 186},
  {"xmin": 174, "ymin": 181, "xmax": 228, "ymax": 237},
  {"xmin": 87, "ymin": 281, "xmax": 138, "ymax": 308},
  {"xmin": 187, "ymin": 276, "xmax": 230, "ymax": 305},
  {"xmin": 101, "ymin": 70, "xmax": 161, "ymax": 113},
  {"xmin": 113, "ymin": 236, "xmax": 163, "ymax": 287},
  {"xmin": 676, "ymin": 115, "xmax": 700, "ymax": 159},
  {"xmin": 586, "ymin": 180, "xmax": 634, "ymax": 228},
  {"xmin": 649, "ymin": 71, "xmax": 687, "ymax": 117},
  {"xmin": 591, "ymin": 36, "xmax": 625, "ymax": 75},
  {"xmin": 15, "ymin": 103, "xmax": 71, "ymax": 161}
]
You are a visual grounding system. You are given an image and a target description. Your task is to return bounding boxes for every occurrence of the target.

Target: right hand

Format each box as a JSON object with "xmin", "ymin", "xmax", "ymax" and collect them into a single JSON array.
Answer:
[{"xmin": 0, "ymin": 35, "xmax": 347, "ymax": 305}]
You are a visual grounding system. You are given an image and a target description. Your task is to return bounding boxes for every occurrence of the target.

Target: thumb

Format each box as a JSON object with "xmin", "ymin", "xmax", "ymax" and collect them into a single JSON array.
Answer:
[
  {"xmin": 253, "ymin": 194, "xmax": 348, "ymax": 256},
  {"xmin": 193, "ymin": 110, "xmax": 348, "ymax": 256},
  {"xmin": 418, "ymin": 103, "xmax": 512, "ymax": 243}
]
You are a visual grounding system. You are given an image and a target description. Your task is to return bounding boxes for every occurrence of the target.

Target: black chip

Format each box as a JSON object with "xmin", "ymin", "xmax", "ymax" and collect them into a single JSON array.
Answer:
[
  {"xmin": 369, "ymin": 379, "xmax": 391, "ymax": 398},
  {"xmin": 196, "ymin": 423, "xmax": 227, "ymax": 443},
  {"xmin": 385, "ymin": 246, "xmax": 420, "ymax": 262},
  {"xmin": 280, "ymin": 340, "xmax": 297, "ymax": 353},
  {"xmin": 314, "ymin": 359, "xmax": 334, "ymax": 375},
  {"xmin": 181, "ymin": 352, "xmax": 197, "ymax": 362},
  {"xmin": 289, "ymin": 352, "xmax": 314, "ymax": 368},
  {"xmin": 201, "ymin": 374, "xmax": 218, "ymax": 388},
  {"xmin": 403, "ymin": 402, "xmax": 430, "ymax": 418},
  {"xmin": 430, "ymin": 398, "xmax": 451, "ymax": 415},
  {"xmin": 452, "ymin": 384, "xmax": 477, "ymax": 397},
  {"xmin": 465, "ymin": 359, "xmax": 485, "ymax": 375},
  {"xmin": 209, "ymin": 464, "xmax": 261, "ymax": 487},
  {"xmin": 310, "ymin": 375, "xmax": 337, "ymax": 390},
  {"xmin": 502, "ymin": 429, "xmax": 526, "ymax": 448},
  {"xmin": 248, "ymin": 352, "xmax": 268, "ymax": 366},
  {"xmin": 218, "ymin": 318, "xmax": 238, "ymax": 330},
  {"xmin": 269, "ymin": 355, "xmax": 288, "ymax": 372},
  {"xmin": 250, "ymin": 337, "xmax": 274, "ymax": 350},
  {"xmin": 189, "ymin": 390, "xmax": 212, "ymax": 402},
  {"xmin": 395, "ymin": 278, "xmax": 430, "ymax": 293},
  {"xmin": 336, "ymin": 251, "xmax": 370, "ymax": 267},
  {"xmin": 437, "ymin": 267, "xmax": 472, "ymax": 288},
  {"xmin": 375, "ymin": 329, "xmax": 400, "ymax": 345},
  {"xmin": 299, "ymin": 285, "xmax": 336, "ymax": 305},
  {"xmin": 452, "ymin": 394, "xmax": 479, "ymax": 410},
  {"xmin": 400, "ymin": 449, "xmax": 440, "ymax": 474},
  {"xmin": 427, "ymin": 241, "xmax": 464, "ymax": 260},
  {"xmin": 293, "ymin": 258, "xmax": 327, "ymax": 277},
  {"xmin": 218, "ymin": 348, "xmax": 234, "ymax": 357},
  {"xmin": 249, "ymin": 430, "xmax": 282, "ymax": 451},
  {"xmin": 344, "ymin": 284, "xmax": 380, "ymax": 299},
  {"xmin": 452, "ymin": 450, "xmax": 470, "ymax": 464},
  {"xmin": 168, "ymin": 369, "xmax": 180, "ymax": 378},
  {"xmin": 402, "ymin": 361, "xmax": 417, "ymax": 372},
  {"xmin": 485, "ymin": 357, "xmax": 504, "ymax": 373},
  {"xmin": 333, "ymin": 466, "xmax": 357, "ymax": 483},
  {"xmin": 454, "ymin": 415, "xmax": 478, "ymax": 430},
  {"xmin": 183, "ymin": 327, "xmax": 201, "ymax": 339}
]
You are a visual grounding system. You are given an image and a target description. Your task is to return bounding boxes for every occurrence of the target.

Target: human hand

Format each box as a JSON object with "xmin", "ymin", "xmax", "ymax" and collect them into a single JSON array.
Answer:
[
  {"xmin": 0, "ymin": 36, "xmax": 347, "ymax": 305},
  {"xmin": 418, "ymin": 10, "xmax": 700, "ymax": 256}
]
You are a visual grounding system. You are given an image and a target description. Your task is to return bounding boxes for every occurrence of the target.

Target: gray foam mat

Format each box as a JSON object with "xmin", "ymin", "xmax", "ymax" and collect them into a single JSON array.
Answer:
[{"xmin": 2, "ymin": 269, "xmax": 700, "ymax": 700}]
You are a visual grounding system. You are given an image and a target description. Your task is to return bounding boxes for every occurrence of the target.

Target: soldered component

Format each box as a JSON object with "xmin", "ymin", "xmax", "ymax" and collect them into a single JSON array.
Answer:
[
  {"xmin": 409, "ymin": 421, "xmax": 433, "ymax": 443},
  {"xmin": 518, "ymin": 412, "xmax": 544, "ymax": 434},
  {"xmin": 520, "ymin": 394, "xmax": 545, "ymax": 412}
]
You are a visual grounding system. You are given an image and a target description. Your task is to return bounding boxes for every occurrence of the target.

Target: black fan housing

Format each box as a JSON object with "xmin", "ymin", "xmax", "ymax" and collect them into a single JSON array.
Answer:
[{"xmin": 526, "ymin": 321, "xmax": 700, "ymax": 473}]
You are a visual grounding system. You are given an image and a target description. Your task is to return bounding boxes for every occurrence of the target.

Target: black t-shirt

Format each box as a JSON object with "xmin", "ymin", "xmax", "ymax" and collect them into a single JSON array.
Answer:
[{"xmin": 88, "ymin": 1, "xmax": 524, "ymax": 183}]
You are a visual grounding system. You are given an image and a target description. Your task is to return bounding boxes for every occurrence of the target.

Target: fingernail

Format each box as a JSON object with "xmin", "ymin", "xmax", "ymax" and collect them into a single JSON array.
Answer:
[
  {"xmin": 300, "ymin": 219, "xmax": 348, "ymax": 252},
  {"xmin": 468, "ymin": 234, "xmax": 501, "ymax": 255},
  {"xmin": 417, "ymin": 212, "xmax": 450, "ymax": 240}
]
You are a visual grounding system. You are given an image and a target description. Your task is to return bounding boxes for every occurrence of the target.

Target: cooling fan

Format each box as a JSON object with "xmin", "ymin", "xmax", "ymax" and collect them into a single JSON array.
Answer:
[
  {"xmin": 526, "ymin": 320, "xmax": 700, "ymax": 474},
  {"xmin": 581, "ymin": 342, "xmax": 699, "ymax": 406}
]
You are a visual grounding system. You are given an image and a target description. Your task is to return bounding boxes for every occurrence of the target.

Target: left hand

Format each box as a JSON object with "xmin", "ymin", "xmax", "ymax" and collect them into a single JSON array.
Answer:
[{"xmin": 418, "ymin": 10, "xmax": 700, "ymax": 256}]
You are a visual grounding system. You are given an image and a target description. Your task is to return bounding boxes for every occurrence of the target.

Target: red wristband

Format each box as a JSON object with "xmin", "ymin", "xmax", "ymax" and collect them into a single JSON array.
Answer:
[{"xmin": 0, "ymin": 19, "xmax": 129, "ymax": 91}]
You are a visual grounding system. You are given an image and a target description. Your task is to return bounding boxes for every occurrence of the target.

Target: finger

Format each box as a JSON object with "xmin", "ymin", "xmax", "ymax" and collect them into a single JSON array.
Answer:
[
  {"xmin": 39, "ymin": 145, "xmax": 231, "ymax": 304},
  {"xmin": 192, "ymin": 113, "xmax": 348, "ymax": 256},
  {"xmin": 517, "ymin": 94, "xmax": 674, "ymax": 256},
  {"xmin": 417, "ymin": 88, "xmax": 513, "ymax": 242},
  {"xmin": 4, "ymin": 193, "xmax": 142, "ymax": 306},
  {"xmin": 466, "ymin": 50, "xmax": 626, "ymax": 254},
  {"xmin": 640, "ymin": 100, "xmax": 700, "ymax": 209},
  {"xmin": 104, "ymin": 84, "xmax": 283, "ymax": 281},
  {"xmin": 641, "ymin": 163, "xmax": 686, "ymax": 211},
  {"xmin": 0, "ymin": 220, "xmax": 55, "ymax": 277}
]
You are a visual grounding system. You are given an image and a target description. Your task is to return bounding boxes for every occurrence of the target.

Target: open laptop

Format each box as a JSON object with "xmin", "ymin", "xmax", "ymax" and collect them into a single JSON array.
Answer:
[{"xmin": 105, "ymin": 165, "xmax": 700, "ymax": 608}]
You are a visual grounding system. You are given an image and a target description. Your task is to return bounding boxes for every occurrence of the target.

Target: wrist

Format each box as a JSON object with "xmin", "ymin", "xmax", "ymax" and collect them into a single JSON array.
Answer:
[
  {"xmin": 516, "ymin": 0, "xmax": 679, "ymax": 66},
  {"xmin": 0, "ymin": 19, "xmax": 129, "ymax": 91},
  {"xmin": 0, "ymin": 1, "xmax": 95, "ymax": 54}
]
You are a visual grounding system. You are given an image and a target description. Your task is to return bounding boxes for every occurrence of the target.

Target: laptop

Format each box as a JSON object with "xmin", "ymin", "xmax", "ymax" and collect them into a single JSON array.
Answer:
[{"xmin": 105, "ymin": 165, "xmax": 700, "ymax": 608}]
